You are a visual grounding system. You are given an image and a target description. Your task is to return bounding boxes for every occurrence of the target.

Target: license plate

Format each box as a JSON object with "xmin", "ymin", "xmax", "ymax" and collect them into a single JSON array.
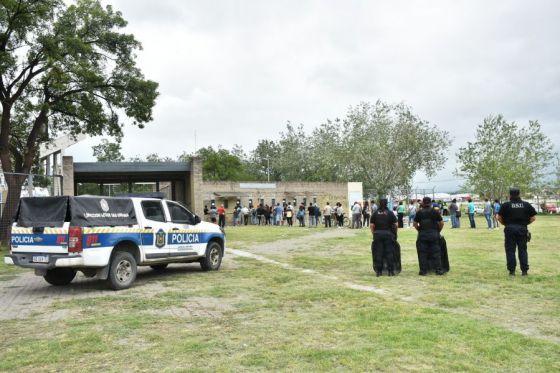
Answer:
[{"xmin": 32, "ymin": 255, "xmax": 49, "ymax": 263}]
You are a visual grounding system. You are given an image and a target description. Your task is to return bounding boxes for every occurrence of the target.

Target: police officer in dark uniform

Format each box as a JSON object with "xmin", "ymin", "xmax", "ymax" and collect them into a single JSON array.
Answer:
[
  {"xmin": 370, "ymin": 198, "xmax": 397, "ymax": 276},
  {"xmin": 413, "ymin": 197, "xmax": 444, "ymax": 276},
  {"xmin": 497, "ymin": 188, "xmax": 537, "ymax": 276}
]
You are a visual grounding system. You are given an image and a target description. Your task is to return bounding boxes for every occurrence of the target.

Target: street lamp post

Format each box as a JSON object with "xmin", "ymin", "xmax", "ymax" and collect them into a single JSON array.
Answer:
[{"xmin": 266, "ymin": 157, "xmax": 270, "ymax": 182}]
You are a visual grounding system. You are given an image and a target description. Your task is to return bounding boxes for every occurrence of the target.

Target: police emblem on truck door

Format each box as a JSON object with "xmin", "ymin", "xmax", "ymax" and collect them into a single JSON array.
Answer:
[{"xmin": 155, "ymin": 229, "xmax": 166, "ymax": 248}]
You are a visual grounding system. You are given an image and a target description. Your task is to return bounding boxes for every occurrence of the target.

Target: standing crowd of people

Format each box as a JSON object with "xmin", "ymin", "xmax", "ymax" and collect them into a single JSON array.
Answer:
[
  {"xmin": 204, "ymin": 201, "xmax": 343, "ymax": 228},
  {"xmin": 204, "ymin": 197, "xmax": 509, "ymax": 230},
  {"xmin": 204, "ymin": 197, "xmax": 510, "ymax": 232},
  {"xmin": 448, "ymin": 198, "xmax": 502, "ymax": 229}
]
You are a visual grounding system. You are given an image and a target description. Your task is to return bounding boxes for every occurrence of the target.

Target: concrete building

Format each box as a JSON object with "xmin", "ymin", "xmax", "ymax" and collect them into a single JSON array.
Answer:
[
  {"xmin": 201, "ymin": 181, "xmax": 361, "ymax": 212},
  {"xmin": 62, "ymin": 156, "xmax": 362, "ymax": 217}
]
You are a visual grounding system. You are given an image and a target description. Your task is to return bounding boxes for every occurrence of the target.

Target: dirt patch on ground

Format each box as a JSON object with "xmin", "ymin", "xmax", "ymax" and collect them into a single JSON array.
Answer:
[
  {"xmin": 240, "ymin": 228, "xmax": 361, "ymax": 256},
  {"xmin": 146, "ymin": 296, "xmax": 236, "ymax": 319}
]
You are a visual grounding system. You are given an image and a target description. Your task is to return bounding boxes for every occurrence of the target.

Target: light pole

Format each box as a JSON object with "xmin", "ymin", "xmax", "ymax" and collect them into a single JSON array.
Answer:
[{"xmin": 266, "ymin": 157, "xmax": 270, "ymax": 182}]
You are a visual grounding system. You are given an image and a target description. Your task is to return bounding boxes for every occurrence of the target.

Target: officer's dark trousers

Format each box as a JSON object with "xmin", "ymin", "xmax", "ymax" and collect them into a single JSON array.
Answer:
[
  {"xmin": 417, "ymin": 230, "xmax": 442, "ymax": 272},
  {"xmin": 324, "ymin": 216, "xmax": 331, "ymax": 228},
  {"xmin": 504, "ymin": 225, "xmax": 529, "ymax": 272},
  {"xmin": 372, "ymin": 231, "xmax": 395, "ymax": 273}
]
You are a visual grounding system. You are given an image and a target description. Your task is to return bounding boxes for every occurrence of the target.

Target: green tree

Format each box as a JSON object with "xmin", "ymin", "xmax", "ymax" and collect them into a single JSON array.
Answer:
[
  {"xmin": 248, "ymin": 139, "xmax": 282, "ymax": 181},
  {"xmin": 554, "ymin": 155, "xmax": 560, "ymax": 193},
  {"xmin": 0, "ymin": 0, "xmax": 158, "ymax": 239},
  {"xmin": 244, "ymin": 102, "xmax": 448, "ymax": 194},
  {"xmin": 338, "ymin": 101, "xmax": 449, "ymax": 196},
  {"xmin": 270, "ymin": 122, "xmax": 313, "ymax": 181},
  {"xmin": 455, "ymin": 115, "xmax": 554, "ymax": 199},
  {"xmin": 196, "ymin": 146, "xmax": 251, "ymax": 181},
  {"xmin": 92, "ymin": 138, "xmax": 124, "ymax": 162},
  {"xmin": 145, "ymin": 153, "xmax": 173, "ymax": 162}
]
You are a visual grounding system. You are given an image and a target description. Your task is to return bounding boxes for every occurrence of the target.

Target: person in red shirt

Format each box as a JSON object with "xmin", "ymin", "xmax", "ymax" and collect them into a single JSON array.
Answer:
[{"xmin": 217, "ymin": 205, "xmax": 226, "ymax": 228}]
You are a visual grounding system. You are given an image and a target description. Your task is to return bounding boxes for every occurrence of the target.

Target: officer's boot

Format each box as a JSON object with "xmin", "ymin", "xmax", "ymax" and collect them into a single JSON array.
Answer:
[
  {"xmin": 509, "ymin": 270, "xmax": 515, "ymax": 276},
  {"xmin": 388, "ymin": 269, "xmax": 395, "ymax": 276},
  {"xmin": 521, "ymin": 270, "xmax": 528, "ymax": 276}
]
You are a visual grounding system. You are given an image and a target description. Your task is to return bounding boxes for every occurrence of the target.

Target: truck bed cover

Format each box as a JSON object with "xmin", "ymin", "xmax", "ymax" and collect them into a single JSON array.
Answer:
[{"xmin": 15, "ymin": 196, "xmax": 137, "ymax": 227}]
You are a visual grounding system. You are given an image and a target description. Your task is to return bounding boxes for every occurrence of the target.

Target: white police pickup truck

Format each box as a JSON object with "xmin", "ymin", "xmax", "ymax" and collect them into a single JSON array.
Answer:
[{"xmin": 4, "ymin": 195, "xmax": 225, "ymax": 290}]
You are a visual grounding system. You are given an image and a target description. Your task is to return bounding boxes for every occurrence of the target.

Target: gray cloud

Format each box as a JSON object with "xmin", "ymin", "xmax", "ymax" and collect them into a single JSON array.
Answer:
[{"xmin": 67, "ymin": 0, "xmax": 560, "ymax": 190}]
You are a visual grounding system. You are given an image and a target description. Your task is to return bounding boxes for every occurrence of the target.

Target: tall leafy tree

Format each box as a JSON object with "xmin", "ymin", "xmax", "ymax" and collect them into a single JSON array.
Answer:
[
  {"xmin": 145, "ymin": 153, "xmax": 173, "ymax": 162},
  {"xmin": 0, "ymin": 0, "xmax": 158, "ymax": 239},
  {"xmin": 339, "ymin": 101, "xmax": 449, "ymax": 196},
  {"xmin": 196, "ymin": 146, "xmax": 251, "ymax": 181},
  {"xmin": 455, "ymin": 115, "xmax": 554, "ymax": 199},
  {"xmin": 92, "ymin": 138, "xmax": 124, "ymax": 162},
  {"xmin": 306, "ymin": 118, "xmax": 344, "ymax": 182},
  {"xmin": 273, "ymin": 123, "xmax": 313, "ymax": 181},
  {"xmin": 553, "ymin": 154, "xmax": 560, "ymax": 193},
  {"xmin": 243, "ymin": 101, "xmax": 448, "ymax": 195},
  {"xmin": 249, "ymin": 139, "xmax": 282, "ymax": 181}
]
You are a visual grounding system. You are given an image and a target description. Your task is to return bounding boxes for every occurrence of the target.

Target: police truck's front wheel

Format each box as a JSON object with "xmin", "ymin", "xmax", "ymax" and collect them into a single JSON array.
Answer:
[
  {"xmin": 200, "ymin": 242, "xmax": 223, "ymax": 271},
  {"xmin": 107, "ymin": 251, "xmax": 137, "ymax": 290},
  {"xmin": 44, "ymin": 268, "xmax": 76, "ymax": 286}
]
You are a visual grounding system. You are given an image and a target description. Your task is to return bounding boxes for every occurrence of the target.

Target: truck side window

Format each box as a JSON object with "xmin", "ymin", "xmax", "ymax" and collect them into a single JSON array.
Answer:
[
  {"xmin": 168, "ymin": 202, "xmax": 193, "ymax": 224},
  {"xmin": 141, "ymin": 201, "xmax": 166, "ymax": 222}
]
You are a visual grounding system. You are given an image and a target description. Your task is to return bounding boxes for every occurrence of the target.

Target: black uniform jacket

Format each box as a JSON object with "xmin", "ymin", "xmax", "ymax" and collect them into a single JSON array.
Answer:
[
  {"xmin": 371, "ymin": 209, "xmax": 397, "ymax": 231},
  {"xmin": 498, "ymin": 200, "xmax": 536, "ymax": 226}
]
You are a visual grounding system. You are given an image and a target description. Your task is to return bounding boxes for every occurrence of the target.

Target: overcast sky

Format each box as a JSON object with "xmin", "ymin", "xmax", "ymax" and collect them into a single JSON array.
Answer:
[{"xmin": 66, "ymin": 0, "xmax": 560, "ymax": 192}]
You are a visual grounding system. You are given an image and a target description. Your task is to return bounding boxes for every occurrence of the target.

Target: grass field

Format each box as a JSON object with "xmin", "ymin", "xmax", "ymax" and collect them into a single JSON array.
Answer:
[{"xmin": 0, "ymin": 215, "xmax": 559, "ymax": 372}]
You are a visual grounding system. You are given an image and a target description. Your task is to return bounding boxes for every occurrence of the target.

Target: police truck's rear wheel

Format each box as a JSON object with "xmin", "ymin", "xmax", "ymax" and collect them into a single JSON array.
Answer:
[
  {"xmin": 107, "ymin": 251, "xmax": 137, "ymax": 290},
  {"xmin": 150, "ymin": 264, "xmax": 168, "ymax": 271},
  {"xmin": 44, "ymin": 268, "xmax": 77, "ymax": 286},
  {"xmin": 200, "ymin": 242, "xmax": 223, "ymax": 271}
]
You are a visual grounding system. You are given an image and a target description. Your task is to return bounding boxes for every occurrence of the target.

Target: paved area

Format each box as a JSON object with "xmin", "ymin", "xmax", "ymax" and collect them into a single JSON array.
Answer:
[{"xmin": 0, "ymin": 263, "xmax": 212, "ymax": 321}]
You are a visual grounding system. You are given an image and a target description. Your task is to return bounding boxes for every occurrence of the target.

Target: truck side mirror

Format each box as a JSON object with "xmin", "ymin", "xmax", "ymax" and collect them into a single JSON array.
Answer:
[{"xmin": 193, "ymin": 215, "xmax": 201, "ymax": 225}]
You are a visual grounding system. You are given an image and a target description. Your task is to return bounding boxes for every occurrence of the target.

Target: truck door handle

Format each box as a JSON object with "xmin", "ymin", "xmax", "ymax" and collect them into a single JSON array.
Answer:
[
  {"xmin": 172, "ymin": 228, "xmax": 180, "ymax": 230},
  {"xmin": 144, "ymin": 226, "xmax": 152, "ymax": 230}
]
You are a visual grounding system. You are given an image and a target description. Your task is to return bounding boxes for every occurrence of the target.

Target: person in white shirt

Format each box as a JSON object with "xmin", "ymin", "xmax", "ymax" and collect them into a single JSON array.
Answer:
[
  {"xmin": 351, "ymin": 201, "xmax": 362, "ymax": 229},
  {"xmin": 323, "ymin": 202, "xmax": 333, "ymax": 228},
  {"xmin": 408, "ymin": 202, "xmax": 417, "ymax": 228}
]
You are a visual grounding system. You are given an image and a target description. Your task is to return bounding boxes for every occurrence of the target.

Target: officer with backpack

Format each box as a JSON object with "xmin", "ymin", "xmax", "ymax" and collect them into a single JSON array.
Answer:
[
  {"xmin": 413, "ymin": 196, "xmax": 444, "ymax": 276},
  {"xmin": 370, "ymin": 198, "xmax": 398, "ymax": 276}
]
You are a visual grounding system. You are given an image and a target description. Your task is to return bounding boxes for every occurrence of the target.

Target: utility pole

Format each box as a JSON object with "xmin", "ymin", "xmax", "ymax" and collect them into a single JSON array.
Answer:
[{"xmin": 266, "ymin": 157, "xmax": 270, "ymax": 182}]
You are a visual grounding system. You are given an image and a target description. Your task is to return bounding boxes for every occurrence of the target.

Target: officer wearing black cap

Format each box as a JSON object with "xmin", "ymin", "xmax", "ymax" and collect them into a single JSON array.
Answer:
[
  {"xmin": 370, "ymin": 198, "xmax": 397, "ymax": 276},
  {"xmin": 497, "ymin": 188, "xmax": 537, "ymax": 276},
  {"xmin": 413, "ymin": 196, "xmax": 444, "ymax": 275}
]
